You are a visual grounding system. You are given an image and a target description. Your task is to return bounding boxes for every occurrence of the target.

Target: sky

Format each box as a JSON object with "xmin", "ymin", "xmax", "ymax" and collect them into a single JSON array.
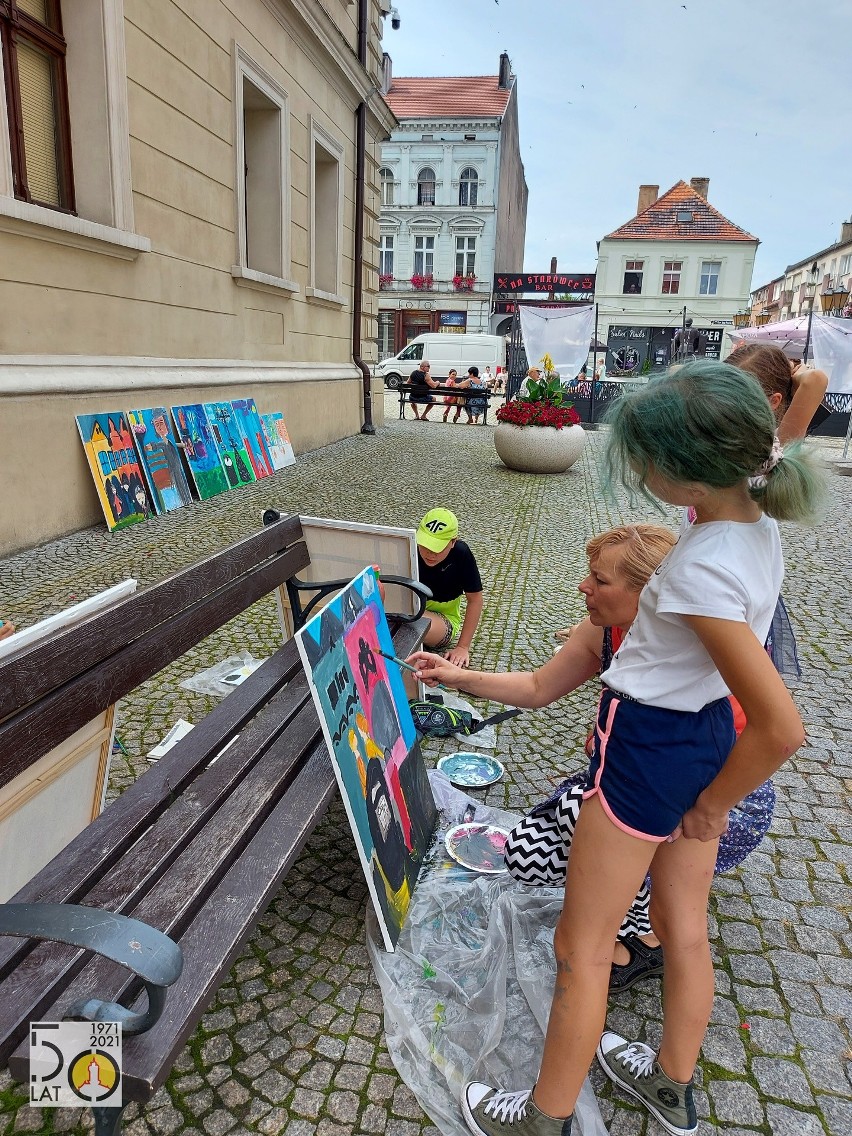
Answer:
[{"xmin": 384, "ymin": 0, "xmax": 851, "ymax": 287}]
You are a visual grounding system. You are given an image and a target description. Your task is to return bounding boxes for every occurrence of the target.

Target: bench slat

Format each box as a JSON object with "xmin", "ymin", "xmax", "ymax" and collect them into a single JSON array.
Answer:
[
  {"xmin": 9, "ymin": 741, "xmax": 339, "ymax": 1097},
  {"xmin": 0, "ymin": 542, "xmax": 311, "ymax": 792},
  {"xmin": 0, "ymin": 515, "xmax": 305, "ymax": 722},
  {"xmin": 0, "ymin": 696, "xmax": 324, "ymax": 1063}
]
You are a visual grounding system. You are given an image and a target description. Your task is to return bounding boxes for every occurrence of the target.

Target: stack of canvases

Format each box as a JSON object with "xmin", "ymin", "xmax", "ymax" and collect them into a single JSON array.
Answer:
[{"xmin": 75, "ymin": 398, "xmax": 296, "ymax": 532}]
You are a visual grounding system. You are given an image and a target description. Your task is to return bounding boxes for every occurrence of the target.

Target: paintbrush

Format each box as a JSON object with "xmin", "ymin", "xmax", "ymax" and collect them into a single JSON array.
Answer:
[{"xmin": 376, "ymin": 648, "xmax": 450, "ymax": 691}]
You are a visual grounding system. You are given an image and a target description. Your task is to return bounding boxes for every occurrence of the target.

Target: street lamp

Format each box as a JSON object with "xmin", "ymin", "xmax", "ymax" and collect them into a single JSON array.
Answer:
[
  {"xmin": 732, "ymin": 309, "xmax": 751, "ymax": 329},
  {"xmin": 802, "ymin": 261, "xmax": 820, "ymax": 365},
  {"xmin": 755, "ymin": 311, "xmax": 772, "ymax": 326},
  {"xmin": 821, "ymin": 284, "xmax": 851, "ymax": 317}
]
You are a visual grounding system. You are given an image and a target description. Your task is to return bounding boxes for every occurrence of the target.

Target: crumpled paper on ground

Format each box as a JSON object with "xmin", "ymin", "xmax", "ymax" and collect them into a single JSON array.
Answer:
[{"xmin": 366, "ymin": 771, "xmax": 608, "ymax": 1136}]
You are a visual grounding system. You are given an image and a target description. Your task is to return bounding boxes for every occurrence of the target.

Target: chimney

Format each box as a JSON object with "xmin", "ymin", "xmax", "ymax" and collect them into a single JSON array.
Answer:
[
  {"xmin": 841, "ymin": 218, "xmax": 852, "ymax": 245},
  {"xmin": 690, "ymin": 177, "xmax": 710, "ymax": 199},
  {"xmin": 498, "ymin": 51, "xmax": 511, "ymax": 89},
  {"xmin": 380, "ymin": 52, "xmax": 392, "ymax": 96},
  {"xmin": 637, "ymin": 185, "xmax": 659, "ymax": 215}
]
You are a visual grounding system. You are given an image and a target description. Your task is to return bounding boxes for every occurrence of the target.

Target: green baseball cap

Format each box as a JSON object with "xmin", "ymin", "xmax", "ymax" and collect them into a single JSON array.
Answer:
[{"xmin": 416, "ymin": 507, "xmax": 459, "ymax": 552}]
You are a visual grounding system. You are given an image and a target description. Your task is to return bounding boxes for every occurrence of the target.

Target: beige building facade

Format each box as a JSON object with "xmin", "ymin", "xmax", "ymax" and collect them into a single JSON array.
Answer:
[{"xmin": 0, "ymin": 0, "xmax": 396, "ymax": 554}]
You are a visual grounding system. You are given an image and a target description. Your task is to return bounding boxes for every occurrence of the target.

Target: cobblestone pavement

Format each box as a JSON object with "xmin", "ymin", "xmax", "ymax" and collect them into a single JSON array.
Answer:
[{"xmin": 1, "ymin": 398, "xmax": 851, "ymax": 1135}]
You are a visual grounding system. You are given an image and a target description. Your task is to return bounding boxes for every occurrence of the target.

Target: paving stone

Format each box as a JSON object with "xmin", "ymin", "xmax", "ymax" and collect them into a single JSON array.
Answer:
[
  {"xmin": 817, "ymin": 1094, "xmax": 852, "ymax": 1136},
  {"xmin": 752, "ymin": 1058, "xmax": 815, "ymax": 1105},
  {"xmin": 746, "ymin": 1016, "xmax": 798, "ymax": 1055},
  {"xmin": 764, "ymin": 1104, "xmax": 827, "ymax": 1135},
  {"xmin": 708, "ymin": 1079, "xmax": 764, "ymax": 1126},
  {"xmin": 202, "ymin": 1111, "xmax": 237, "ymax": 1136},
  {"xmin": 701, "ymin": 1025, "xmax": 747, "ymax": 1073},
  {"xmin": 789, "ymin": 1013, "xmax": 849, "ymax": 1053}
]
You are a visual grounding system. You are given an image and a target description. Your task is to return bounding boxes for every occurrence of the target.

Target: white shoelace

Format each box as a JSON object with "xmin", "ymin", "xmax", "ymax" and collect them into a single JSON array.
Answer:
[
  {"xmin": 616, "ymin": 1042, "xmax": 656, "ymax": 1079},
  {"xmin": 482, "ymin": 1089, "xmax": 531, "ymax": 1124}
]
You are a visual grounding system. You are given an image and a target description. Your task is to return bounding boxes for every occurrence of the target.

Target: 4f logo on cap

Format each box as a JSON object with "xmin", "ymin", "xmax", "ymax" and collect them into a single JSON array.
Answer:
[{"xmin": 424, "ymin": 519, "xmax": 447, "ymax": 534}]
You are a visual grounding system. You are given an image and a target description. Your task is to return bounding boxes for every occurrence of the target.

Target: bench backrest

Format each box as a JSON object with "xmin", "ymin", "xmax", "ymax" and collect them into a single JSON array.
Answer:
[{"xmin": 0, "ymin": 515, "xmax": 310, "ymax": 793}]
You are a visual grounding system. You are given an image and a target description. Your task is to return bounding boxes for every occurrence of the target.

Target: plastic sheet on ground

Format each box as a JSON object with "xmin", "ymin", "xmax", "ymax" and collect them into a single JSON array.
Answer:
[
  {"xmin": 366, "ymin": 771, "xmax": 609, "ymax": 1136},
  {"xmin": 180, "ymin": 651, "xmax": 266, "ymax": 698}
]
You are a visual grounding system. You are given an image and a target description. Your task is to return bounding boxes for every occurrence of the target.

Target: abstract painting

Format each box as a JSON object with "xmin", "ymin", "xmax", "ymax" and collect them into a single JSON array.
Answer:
[
  {"xmin": 75, "ymin": 412, "xmax": 150, "ymax": 531},
  {"xmin": 202, "ymin": 401, "xmax": 256, "ymax": 488},
  {"xmin": 127, "ymin": 408, "xmax": 193, "ymax": 514},
  {"xmin": 231, "ymin": 397, "xmax": 273, "ymax": 480},
  {"xmin": 171, "ymin": 403, "xmax": 229, "ymax": 500},
  {"xmin": 261, "ymin": 412, "xmax": 296, "ymax": 471},
  {"xmin": 296, "ymin": 568, "xmax": 438, "ymax": 950}
]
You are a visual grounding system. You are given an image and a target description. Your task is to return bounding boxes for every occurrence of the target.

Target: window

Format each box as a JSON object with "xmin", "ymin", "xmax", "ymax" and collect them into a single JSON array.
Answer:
[
  {"xmin": 676, "ymin": 210, "xmax": 693, "ymax": 223},
  {"xmin": 622, "ymin": 260, "xmax": 643, "ymax": 294},
  {"xmin": 455, "ymin": 235, "xmax": 476, "ymax": 276},
  {"xmin": 378, "ymin": 311, "xmax": 395, "ymax": 359},
  {"xmin": 398, "ymin": 340, "xmax": 424, "ymax": 361},
  {"xmin": 413, "ymin": 235, "xmax": 434, "ymax": 276},
  {"xmin": 458, "ymin": 167, "xmax": 478, "ymax": 206},
  {"xmin": 417, "ymin": 167, "xmax": 436, "ymax": 206},
  {"xmin": 662, "ymin": 261, "xmax": 682, "ymax": 294},
  {"xmin": 699, "ymin": 260, "xmax": 721, "ymax": 295},
  {"xmin": 379, "ymin": 166, "xmax": 394, "ymax": 206},
  {"xmin": 233, "ymin": 47, "xmax": 293, "ymax": 289},
  {"xmin": 421, "ymin": 134, "xmax": 433, "ymax": 141},
  {"xmin": 379, "ymin": 234, "xmax": 394, "ymax": 277},
  {"xmin": 1, "ymin": 0, "xmax": 73, "ymax": 210},
  {"xmin": 464, "ymin": 133, "xmax": 476, "ymax": 141},
  {"xmin": 840, "ymin": 253, "xmax": 852, "ymax": 276},
  {"xmin": 310, "ymin": 118, "xmax": 344, "ymax": 299}
]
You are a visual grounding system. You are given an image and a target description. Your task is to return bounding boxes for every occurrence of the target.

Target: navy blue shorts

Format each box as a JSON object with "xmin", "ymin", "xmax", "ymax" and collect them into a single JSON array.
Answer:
[{"xmin": 582, "ymin": 686, "xmax": 736, "ymax": 841}]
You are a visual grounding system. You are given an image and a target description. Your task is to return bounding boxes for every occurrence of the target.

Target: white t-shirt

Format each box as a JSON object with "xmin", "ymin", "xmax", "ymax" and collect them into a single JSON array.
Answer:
[{"xmin": 601, "ymin": 514, "xmax": 783, "ymax": 712}]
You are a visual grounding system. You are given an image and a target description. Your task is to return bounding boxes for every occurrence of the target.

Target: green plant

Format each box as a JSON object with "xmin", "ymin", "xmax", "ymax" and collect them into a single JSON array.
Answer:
[{"xmin": 523, "ymin": 355, "xmax": 566, "ymax": 406}]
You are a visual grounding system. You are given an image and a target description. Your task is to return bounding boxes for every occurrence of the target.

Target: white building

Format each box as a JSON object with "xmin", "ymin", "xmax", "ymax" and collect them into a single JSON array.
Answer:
[
  {"xmin": 377, "ymin": 53, "xmax": 527, "ymax": 356},
  {"xmin": 595, "ymin": 179, "xmax": 758, "ymax": 377}
]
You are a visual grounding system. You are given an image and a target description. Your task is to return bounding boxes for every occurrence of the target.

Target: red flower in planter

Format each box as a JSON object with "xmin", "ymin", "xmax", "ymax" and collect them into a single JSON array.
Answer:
[
  {"xmin": 379, "ymin": 274, "xmax": 393, "ymax": 289},
  {"xmin": 410, "ymin": 273, "xmax": 434, "ymax": 290},
  {"xmin": 452, "ymin": 274, "xmax": 477, "ymax": 292},
  {"xmin": 496, "ymin": 401, "xmax": 580, "ymax": 429}
]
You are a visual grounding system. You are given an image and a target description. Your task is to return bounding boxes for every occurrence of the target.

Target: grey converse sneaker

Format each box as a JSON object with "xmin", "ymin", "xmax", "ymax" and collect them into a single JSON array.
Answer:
[
  {"xmin": 596, "ymin": 1032, "xmax": 697, "ymax": 1136},
  {"xmin": 462, "ymin": 1083, "xmax": 572, "ymax": 1136}
]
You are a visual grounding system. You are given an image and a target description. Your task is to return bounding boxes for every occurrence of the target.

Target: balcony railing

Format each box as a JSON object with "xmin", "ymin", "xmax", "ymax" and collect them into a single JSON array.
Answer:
[{"xmin": 378, "ymin": 278, "xmax": 490, "ymax": 295}]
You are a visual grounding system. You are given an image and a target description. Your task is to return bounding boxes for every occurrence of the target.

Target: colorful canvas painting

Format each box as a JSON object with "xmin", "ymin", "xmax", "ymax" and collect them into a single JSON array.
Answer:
[
  {"xmin": 75, "ymin": 412, "xmax": 151, "ymax": 531},
  {"xmin": 231, "ymin": 397, "xmax": 273, "ymax": 480},
  {"xmin": 296, "ymin": 568, "xmax": 438, "ymax": 950},
  {"xmin": 171, "ymin": 404, "xmax": 229, "ymax": 500},
  {"xmin": 127, "ymin": 408, "xmax": 194, "ymax": 515},
  {"xmin": 261, "ymin": 412, "xmax": 296, "ymax": 471},
  {"xmin": 202, "ymin": 401, "xmax": 256, "ymax": 487}
]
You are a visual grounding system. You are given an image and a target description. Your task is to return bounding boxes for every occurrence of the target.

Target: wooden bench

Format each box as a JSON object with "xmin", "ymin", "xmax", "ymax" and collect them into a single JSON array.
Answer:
[
  {"xmin": 397, "ymin": 383, "xmax": 498, "ymax": 423},
  {"xmin": 0, "ymin": 514, "xmax": 429, "ymax": 1136}
]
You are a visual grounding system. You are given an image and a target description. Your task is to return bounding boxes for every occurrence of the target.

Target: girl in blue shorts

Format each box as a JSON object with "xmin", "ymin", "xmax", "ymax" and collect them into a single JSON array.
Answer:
[{"xmin": 432, "ymin": 361, "xmax": 825, "ymax": 1136}]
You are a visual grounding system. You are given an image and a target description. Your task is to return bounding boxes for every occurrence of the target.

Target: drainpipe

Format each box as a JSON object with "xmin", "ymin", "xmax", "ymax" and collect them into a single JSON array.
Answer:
[{"xmin": 354, "ymin": 0, "xmax": 374, "ymax": 434}]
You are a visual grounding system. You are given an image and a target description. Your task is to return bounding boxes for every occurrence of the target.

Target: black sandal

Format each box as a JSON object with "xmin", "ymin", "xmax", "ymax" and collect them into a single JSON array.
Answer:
[{"xmin": 609, "ymin": 934, "xmax": 664, "ymax": 992}]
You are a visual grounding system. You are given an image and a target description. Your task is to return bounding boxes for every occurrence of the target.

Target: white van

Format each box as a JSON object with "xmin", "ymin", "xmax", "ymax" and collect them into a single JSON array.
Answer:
[{"xmin": 375, "ymin": 333, "xmax": 505, "ymax": 389}]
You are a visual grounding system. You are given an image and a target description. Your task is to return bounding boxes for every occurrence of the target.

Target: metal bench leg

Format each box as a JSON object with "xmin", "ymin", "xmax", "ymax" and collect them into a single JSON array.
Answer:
[{"xmin": 93, "ymin": 1105, "xmax": 126, "ymax": 1136}]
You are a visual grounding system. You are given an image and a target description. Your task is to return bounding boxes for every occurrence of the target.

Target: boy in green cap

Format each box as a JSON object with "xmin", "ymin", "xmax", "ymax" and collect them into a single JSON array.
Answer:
[{"xmin": 416, "ymin": 508, "xmax": 483, "ymax": 668}]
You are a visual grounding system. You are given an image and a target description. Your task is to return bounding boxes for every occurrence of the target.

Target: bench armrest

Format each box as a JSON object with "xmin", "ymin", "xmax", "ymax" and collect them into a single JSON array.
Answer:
[
  {"xmin": 287, "ymin": 574, "xmax": 431, "ymax": 630},
  {"xmin": 0, "ymin": 904, "xmax": 183, "ymax": 1035}
]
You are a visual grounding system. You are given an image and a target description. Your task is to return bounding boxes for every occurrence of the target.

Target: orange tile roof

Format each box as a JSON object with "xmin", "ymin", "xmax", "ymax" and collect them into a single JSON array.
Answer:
[
  {"xmin": 605, "ymin": 181, "xmax": 757, "ymax": 243},
  {"xmin": 384, "ymin": 76, "xmax": 512, "ymax": 119}
]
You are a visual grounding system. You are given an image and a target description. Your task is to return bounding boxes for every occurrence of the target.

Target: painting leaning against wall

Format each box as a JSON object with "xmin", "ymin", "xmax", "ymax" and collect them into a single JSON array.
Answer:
[
  {"xmin": 127, "ymin": 407, "xmax": 194, "ymax": 514},
  {"xmin": 75, "ymin": 412, "xmax": 150, "ymax": 531},
  {"xmin": 171, "ymin": 404, "xmax": 230, "ymax": 500},
  {"xmin": 261, "ymin": 412, "xmax": 296, "ymax": 471},
  {"xmin": 203, "ymin": 401, "xmax": 256, "ymax": 488},
  {"xmin": 295, "ymin": 567, "xmax": 438, "ymax": 951},
  {"xmin": 231, "ymin": 397, "xmax": 273, "ymax": 480}
]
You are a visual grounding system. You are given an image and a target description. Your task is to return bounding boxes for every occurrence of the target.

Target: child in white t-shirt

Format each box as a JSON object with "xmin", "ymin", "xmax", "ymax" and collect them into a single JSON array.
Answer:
[{"xmin": 447, "ymin": 361, "xmax": 826, "ymax": 1136}]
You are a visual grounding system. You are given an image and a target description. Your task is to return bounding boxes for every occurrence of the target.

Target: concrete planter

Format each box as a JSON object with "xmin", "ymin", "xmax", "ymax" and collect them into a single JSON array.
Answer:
[{"xmin": 494, "ymin": 422, "xmax": 587, "ymax": 474}]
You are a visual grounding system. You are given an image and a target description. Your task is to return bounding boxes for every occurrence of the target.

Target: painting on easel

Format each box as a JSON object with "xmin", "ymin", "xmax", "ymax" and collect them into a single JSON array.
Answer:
[
  {"xmin": 295, "ymin": 568, "xmax": 438, "ymax": 950},
  {"xmin": 261, "ymin": 412, "xmax": 296, "ymax": 471},
  {"xmin": 75, "ymin": 412, "xmax": 150, "ymax": 531},
  {"xmin": 231, "ymin": 397, "xmax": 273, "ymax": 480},
  {"xmin": 171, "ymin": 403, "xmax": 229, "ymax": 500},
  {"xmin": 203, "ymin": 401, "xmax": 256, "ymax": 488},
  {"xmin": 127, "ymin": 407, "xmax": 193, "ymax": 514}
]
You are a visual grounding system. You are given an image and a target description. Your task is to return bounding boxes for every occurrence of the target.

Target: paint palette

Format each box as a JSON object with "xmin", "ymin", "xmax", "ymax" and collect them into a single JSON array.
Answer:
[
  {"xmin": 444, "ymin": 823, "xmax": 509, "ymax": 874},
  {"xmin": 437, "ymin": 753, "xmax": 505, "ymax": 789}
]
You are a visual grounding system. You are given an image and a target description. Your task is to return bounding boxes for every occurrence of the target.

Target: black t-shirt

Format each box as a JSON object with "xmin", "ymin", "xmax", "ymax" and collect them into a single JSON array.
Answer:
[{"xmin": 417, "ymin": 539, "xmax": 483, "ymax": 602}]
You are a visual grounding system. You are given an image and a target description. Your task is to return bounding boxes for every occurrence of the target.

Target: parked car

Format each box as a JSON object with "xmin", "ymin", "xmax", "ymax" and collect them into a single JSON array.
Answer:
[{"xmin": 374, "ymin": 333, "xmax": 506, "ymax": 390}]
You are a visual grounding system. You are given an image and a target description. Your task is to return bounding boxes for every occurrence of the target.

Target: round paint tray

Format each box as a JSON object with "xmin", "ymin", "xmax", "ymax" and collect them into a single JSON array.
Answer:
[
  {"xmin": 444, "ymin": 822, "xmax": 510, "ymax": 874},
  {"xmin": 437, "ymin": 752, "xmax": 504, "ymax": 789}
]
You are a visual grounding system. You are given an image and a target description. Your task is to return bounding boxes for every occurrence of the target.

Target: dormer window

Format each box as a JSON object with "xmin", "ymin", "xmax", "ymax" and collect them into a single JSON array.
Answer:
[{"xmin": 677, "ymin": 210, "xmax": 693, "ymax": 223}]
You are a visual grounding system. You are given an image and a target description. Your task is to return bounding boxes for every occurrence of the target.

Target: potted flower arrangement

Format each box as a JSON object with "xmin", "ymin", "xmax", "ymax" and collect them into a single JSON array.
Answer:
[
  {"xmin": 379, "ymin": 274, "xmax": 393, "ymax": 290},
  {"xmin": 494, "ymin": 353, "xmax": 587, "ymax": 474},
  {"xmin": 410, "ymin": 273, "xmax": 433, "ymax": 291},
  {"xmin": 452, "ymin": 273, "xmax": 477, "ymax": 292}
]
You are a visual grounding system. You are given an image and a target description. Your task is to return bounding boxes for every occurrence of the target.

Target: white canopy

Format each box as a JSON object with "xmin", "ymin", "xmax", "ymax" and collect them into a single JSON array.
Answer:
[
  {"xmin": 726, "ymin": 315, "xmax": 852, "ymax": 394},
  {"xmin": 519, "ymin": 304, "xmax": 595, "ymax": 381}
]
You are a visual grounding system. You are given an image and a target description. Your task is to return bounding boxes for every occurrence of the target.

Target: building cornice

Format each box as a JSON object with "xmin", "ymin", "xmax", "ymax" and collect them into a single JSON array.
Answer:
[{"xmin": 394, "ymin": 119, "xmax": 501, "ymax": 133}]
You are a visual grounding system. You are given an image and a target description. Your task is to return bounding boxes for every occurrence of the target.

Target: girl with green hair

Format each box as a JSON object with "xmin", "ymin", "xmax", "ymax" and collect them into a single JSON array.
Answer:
[{"xmin": 455, "ymin": 361, "xmax": 826, "ymax": 1136}]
